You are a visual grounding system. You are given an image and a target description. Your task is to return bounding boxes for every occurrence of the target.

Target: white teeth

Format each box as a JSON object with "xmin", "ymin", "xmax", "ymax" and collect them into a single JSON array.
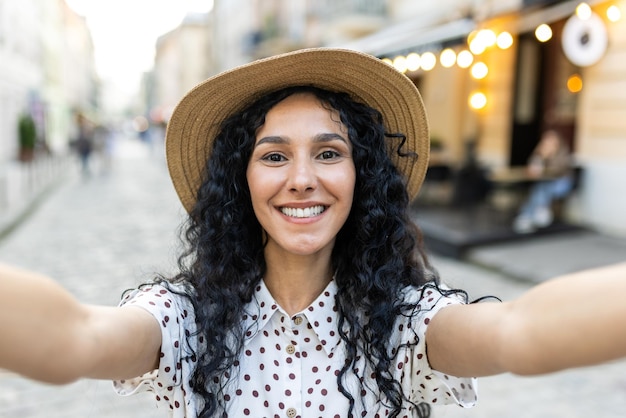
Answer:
[{"xmin": 281, "ymin": 205, "xmax": 325, "ymax": 218}]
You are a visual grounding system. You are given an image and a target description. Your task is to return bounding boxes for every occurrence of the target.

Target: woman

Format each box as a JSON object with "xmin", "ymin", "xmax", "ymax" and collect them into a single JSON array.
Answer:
[
  {"xmin": 1, "ymin": 48, "xmax": 625, "ymax": 418},
  {"xmin": 513, "ymin": 129, "xmax": 575, "ymax": 233}
]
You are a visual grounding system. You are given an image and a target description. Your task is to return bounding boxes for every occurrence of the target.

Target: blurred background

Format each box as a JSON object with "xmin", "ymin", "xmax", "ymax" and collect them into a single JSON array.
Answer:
[{"xmin": 1, "ymin": 1, "xmax": 626, "ymax": 417}]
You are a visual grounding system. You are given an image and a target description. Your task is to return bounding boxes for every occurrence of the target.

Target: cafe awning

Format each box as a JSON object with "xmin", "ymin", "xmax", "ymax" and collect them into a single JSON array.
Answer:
[
  {"xmin": 337, "ymin": 0, "xmax": 611, "ymax": 58},
  {"xmin": 339, "ymin": 17, "xmax": 475, "ymax": 57}
]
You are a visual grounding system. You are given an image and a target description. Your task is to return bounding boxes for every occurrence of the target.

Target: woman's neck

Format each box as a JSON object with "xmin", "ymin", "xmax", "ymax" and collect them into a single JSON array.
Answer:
[{"xmin": 263, "ymin": 250, "xmax": 334, "ymax": 316}]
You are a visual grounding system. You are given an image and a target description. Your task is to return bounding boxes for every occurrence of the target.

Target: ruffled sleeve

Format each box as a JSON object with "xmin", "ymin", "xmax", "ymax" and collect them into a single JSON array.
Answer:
[{"xmin": 112, "ymin": 284, "xmax": 200, "ymax": 417}]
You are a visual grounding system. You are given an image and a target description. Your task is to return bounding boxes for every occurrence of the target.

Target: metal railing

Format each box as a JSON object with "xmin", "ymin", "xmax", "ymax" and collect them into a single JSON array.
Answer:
[{"xmin": 0, "ymin": 154, "xmax": 72, "ymax": 235}]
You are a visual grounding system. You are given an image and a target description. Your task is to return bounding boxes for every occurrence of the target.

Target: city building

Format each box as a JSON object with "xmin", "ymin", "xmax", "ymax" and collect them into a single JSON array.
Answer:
[
  {"xmin": 342, "ymin": 0, "xmax": 626, "ymax": 236},
  {"xmin": 0, "ymin": 0, "xmax": 98, "ymax": 226}
]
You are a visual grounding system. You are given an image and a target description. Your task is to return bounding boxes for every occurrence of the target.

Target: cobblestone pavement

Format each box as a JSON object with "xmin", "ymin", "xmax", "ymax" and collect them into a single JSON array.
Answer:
[{"xmin": 1, "ymin": 137, "xmax": 624, "ymax": 417}]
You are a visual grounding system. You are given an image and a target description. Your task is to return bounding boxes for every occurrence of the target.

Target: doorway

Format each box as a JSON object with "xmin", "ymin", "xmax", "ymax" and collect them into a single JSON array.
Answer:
[{"xmin": 509, "ymin": 20, "xmax": 579, "ymax": 166}]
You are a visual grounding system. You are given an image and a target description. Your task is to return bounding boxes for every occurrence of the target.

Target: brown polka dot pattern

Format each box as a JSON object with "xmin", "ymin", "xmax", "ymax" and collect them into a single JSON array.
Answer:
[{"xmin": 113, "ymin": 281, "xmax": 477, "ymax": 417}]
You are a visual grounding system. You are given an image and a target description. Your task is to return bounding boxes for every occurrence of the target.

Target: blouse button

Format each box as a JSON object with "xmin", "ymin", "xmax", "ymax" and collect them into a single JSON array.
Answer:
[
  {"xmin": 293, "ymin": 316, "xmax": 303, "ymax": 325},
  {"xmin": 286, "ymin": 344, "xmax": 296, "ymax": 354},
  {"xmin": 286, "ymin": 407, "xmax": 297, "ymax": 418}
]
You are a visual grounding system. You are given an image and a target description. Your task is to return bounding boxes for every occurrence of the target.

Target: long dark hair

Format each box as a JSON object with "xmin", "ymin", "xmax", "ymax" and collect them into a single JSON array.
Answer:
[{"xmin": 164, "ymin": 85, "xmax": 452, "ymax": 417}]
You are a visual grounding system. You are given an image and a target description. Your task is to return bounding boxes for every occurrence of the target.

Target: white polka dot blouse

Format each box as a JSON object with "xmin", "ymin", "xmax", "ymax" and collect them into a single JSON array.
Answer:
[{"xmin": 114, "ymin": 279, "xmax": 477, "ymax": 417}]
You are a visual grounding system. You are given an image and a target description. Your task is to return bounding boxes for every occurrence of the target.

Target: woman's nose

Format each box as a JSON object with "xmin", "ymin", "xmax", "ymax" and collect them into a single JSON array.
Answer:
[{"xmin": 287, "ymin": 158, "xmax": 317, "ymax": 193}]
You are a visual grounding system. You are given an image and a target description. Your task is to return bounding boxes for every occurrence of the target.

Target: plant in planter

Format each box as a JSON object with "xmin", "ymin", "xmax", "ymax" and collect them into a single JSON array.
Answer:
[{"xmin": 18, "ymin": 113, "xmax": 37, "ymax": 162}]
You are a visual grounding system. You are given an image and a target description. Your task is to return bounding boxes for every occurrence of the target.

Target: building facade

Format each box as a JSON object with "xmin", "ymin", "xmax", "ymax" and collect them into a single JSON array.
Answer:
[
  {"xmin": 0, "ymin": 0, "xmax": 43, "ymax": 163},
  {"xmin": 149, "ymin": 13, "xmax": 214, "ymax": 126},
  {"xmin": 0, "ymin": 0, "xmax": 97, "ymax": 222},
  {"xmin": 0, "ymin": 0, "xmax": 97, "ymax": 161},
  {"xmin": 341, "ymin": 0, "xmax": 626, "ymax": 236}
]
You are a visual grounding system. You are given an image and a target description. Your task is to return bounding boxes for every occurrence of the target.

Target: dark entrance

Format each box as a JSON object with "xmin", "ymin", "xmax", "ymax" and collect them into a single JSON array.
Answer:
[{"xmin": 509, "ymin": 19, "xmax": 579, "ymax": 166}]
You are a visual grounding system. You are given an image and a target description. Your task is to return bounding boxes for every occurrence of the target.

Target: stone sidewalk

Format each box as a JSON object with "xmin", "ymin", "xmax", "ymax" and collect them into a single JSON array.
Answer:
[
  {"xmin": 0, "ymin": 138, "xmax": 179, "ymax": 418},
  {"xmin": 0, "ymin": 137, "xmax": 624, "ymax": 417}
]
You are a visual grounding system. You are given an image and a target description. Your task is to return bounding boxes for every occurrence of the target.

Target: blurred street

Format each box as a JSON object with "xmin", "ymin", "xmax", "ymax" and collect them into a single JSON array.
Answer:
[{"xmin": 0, "ymin": 137, "xmax": 625, "ymax": 418}]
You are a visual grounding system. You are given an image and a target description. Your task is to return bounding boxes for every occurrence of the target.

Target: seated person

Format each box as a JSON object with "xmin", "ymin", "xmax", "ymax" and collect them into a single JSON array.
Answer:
[{"xmin": 513, "ymin": 130, "xmax": 574, "ymax": 233}]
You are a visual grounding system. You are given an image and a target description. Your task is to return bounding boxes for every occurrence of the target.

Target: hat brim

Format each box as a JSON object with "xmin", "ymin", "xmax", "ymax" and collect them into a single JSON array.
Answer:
[{"xmin": 165, "ymin": 48, "xmax": 430, "ymax": 213}]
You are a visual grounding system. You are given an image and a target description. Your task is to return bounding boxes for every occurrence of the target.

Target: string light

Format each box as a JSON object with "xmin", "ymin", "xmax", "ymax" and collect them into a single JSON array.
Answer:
[
  {"xmin": 607, "ymin": 5, "xmax": 622, "ymax": 22},
  {"xmin": 479, "ymin": 29, "xmax": 497, "ymax": 47},
  {"xmin": 576, "ymin": 2, "xmax": 592, "ymax": 20},
  {"xmin": 469, "ymin": 92, "xmax": 487, "ymax": 110},
  {"xmin": 496, "ymin": 32, "xmax": 514, "ymax": 49},
  {"xmin": 393, "ymin": 55, "xmax": 408, "ymax": 73},
  {"xmin": 421, "ymin": 52, "xmax": 437, "ymax": 71},
  {"xmin": 406, "ymin": 53, "xmax": 421, "ymax": 71},
  {"xmin": 471, "ymin": 62, "xmax": 489, "ymax": 79},
  {"xmin": 456, "ymin": 50, "xmax": 474, "ymax": 68},
  {"xmin": 440, "ymin": 48, "xmax": 457, "ymax": 68},
  {"xmin": 469, "ymin": 34, "xmax": 487, "ymax": 55},
  {"xmin": 468, "ymin": 28, "xmax": 515, "ymax": 54},
  {"xmin": 535, "ymin": 24, "xmax": 553, "ymax": 42}
]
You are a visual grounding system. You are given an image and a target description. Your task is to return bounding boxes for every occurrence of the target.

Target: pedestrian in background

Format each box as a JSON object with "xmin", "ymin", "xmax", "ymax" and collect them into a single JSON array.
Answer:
[
  {"xmin": 1, "ymin": 48, "xmax": 625, "ymax": 418},
  {"xmin": 74, "ymin": 112, "xmax": 95, "ymax": 176},
  {"xmin": 513, "ymin": 129, "xmax": 575, "ymax": 233}
]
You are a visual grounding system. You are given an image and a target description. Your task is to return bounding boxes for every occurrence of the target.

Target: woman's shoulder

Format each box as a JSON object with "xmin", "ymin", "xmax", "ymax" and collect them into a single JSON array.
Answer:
[
  {"xmin": 400, "ymin": 281, "xmax": 469, "ymax": 311},
  {"xmin": 119, "ymin": 281, "xmax": 197, "ymax": 323}
]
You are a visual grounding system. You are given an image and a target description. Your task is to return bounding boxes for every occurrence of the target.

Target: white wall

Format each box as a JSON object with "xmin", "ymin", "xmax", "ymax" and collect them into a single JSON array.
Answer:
[{"xmin": 577, "ymin": 161, "xmax": 626, "ymax": 236}]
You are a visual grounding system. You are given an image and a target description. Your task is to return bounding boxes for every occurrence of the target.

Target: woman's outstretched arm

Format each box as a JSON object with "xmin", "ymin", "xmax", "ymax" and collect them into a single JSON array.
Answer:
[
  {"xmin": 426, "ymin": 261, "xmax": 626, "ymax": 377},
  {"xmin": 0, "ymin": 263, "xmax": 161, "ymax": 384}
]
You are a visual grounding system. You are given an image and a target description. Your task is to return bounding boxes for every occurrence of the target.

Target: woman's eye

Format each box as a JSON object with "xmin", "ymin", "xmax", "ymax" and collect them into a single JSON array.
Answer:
[
  {"xmin": 319, "ymin": 150, "xmax": 339, "ymax": 160},
  {"xmin": 262, "ymin": 153, "xmax": 285, "ymax": 162}
]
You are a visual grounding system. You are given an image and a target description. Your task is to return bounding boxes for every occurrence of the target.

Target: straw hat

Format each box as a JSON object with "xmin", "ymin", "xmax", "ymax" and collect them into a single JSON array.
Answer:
[{"xmin": 166, "ymin": 48, "xmax": 430, "ymax": 213}]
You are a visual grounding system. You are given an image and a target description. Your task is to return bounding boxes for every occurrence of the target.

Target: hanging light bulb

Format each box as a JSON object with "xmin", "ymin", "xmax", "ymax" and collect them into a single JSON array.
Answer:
[
  {"xmin": 469, "ymin": 91, "xmax": 487, "ymax": 110},
  {"xmin": 420, "ymin": 52, "xmax": 437, "ymax": 71},
  {"xmin": 456, "ymin": 50, "xmax": 474, "ymax": 68},
  {"xmin": 535, "ymin": 24, "xmax": 553, "ymax": 42},
  {"xmin": 393, "ymin": 55, "xmax": 408, "ymax": 73},
  {"xmin": 406, "ymin": 53, "xmax": 421, "ymax": 71},
  {"xmin": 469, "ymin": 35, "xmax": 487, "ymax": 55},
  {"xmin": 471, "ymin": 62, "xmax": 489, "ymax": 79},
  {"xmin": 479, "ymin": 29, "xmax": 497, "ymax": 47},
  {"xmin": 607, "ymin": 5, "xmax": 622, "ymax": 22},
  {"xmin": 440, "ymin": 48, "xmax": 457, "ymax": 68},
  {"xmin": 576, "ymin": 3, "xmax": 592, "ymax": 20},
  {"xmin": 496, "ymin": 32, "xmax": 514, "ymax": 49}
]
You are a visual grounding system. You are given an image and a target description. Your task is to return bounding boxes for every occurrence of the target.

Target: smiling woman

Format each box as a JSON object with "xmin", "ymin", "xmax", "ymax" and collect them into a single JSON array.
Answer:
[{"xmin": 1, "ymin": 47, "xmax": 626, "ymax": 418}]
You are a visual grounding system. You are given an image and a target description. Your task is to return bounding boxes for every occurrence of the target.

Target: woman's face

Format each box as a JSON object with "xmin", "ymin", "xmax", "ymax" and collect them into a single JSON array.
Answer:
[{"xmin": 246, "ymin": 92, "xmax": 356, "ymax": 258}]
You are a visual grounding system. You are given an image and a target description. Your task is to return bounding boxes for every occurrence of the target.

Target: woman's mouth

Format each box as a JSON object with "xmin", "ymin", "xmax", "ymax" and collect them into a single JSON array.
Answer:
[{"xmin": 280, "ymin": 205, "xmax": 326, "ymax": 218}]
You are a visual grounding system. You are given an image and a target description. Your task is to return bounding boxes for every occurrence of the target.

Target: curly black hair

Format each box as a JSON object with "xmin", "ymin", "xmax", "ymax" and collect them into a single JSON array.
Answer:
[{"xmin": 162, "ymin": 85, "xmax": 458, "ymax": 418}]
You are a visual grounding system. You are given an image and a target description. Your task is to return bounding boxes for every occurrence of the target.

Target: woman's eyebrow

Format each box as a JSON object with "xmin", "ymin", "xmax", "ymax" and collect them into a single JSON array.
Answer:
[
  {"xmin": 255, "ymin": 132, "xmax": 348, "ymax": 147},
  {"xmin": 255, "ymin": 135, "xmax": 288, "ymax": 147},
  {"xmin": 313, "ymin": 132, "xmax": 348, "ymax": 144}
]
